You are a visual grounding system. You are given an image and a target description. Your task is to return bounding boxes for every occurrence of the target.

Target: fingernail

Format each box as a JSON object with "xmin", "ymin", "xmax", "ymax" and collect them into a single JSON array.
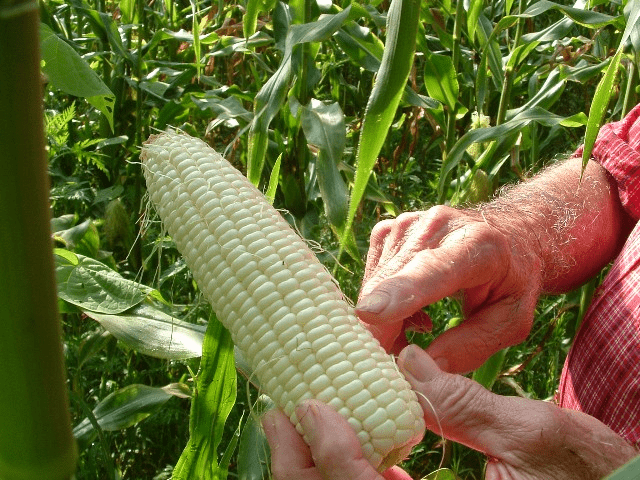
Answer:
[
  {"xmin": 356, "ymin": 291, "xmax": 390, "ymax": 314},
  {"xmin": 399, "ymin": 345, "xmax": 446, "ymax": 383},
  {"xmin": 399, "ymin": 345, "xmax": 429, "ymax": 382}
]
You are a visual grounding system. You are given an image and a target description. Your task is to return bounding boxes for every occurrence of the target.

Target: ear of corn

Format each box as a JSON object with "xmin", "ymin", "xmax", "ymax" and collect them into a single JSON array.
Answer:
[{"xmin": 140, "ymin": 130, "xmax": 425, "ymax": 471}]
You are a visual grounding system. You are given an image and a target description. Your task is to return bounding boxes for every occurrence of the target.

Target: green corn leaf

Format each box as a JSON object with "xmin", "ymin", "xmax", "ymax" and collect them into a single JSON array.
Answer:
[
  {"xmin": 472, "ymin": 348, "xmax": 508, "ymax": 390},
  {"xmin": 247, "ymin": 6, "xmax": 352, "ymax": 186},
  {"xmin": 510, "ymin": 69, "xmax": 566, "ymax": 116},
  {"xmin": 523, "ymin": 0, "xmax": 623, "ymax": 29},
  {"xmin": 299, "ymin": 99, "xmax": 349, "ymax": 233},
  {"xmin": 466, "ymin": 0, "xmax": 484, "ymax": 42},
  {"xmin": 236, "ymin": 396, "xmax": 273, "ymax": 480},
  {"xmin": 438, "ymin": 107, "xmax": 587, "ymax": 199},
  {"xmin": 73, "ymin": 383, "xmax": 188, "ymax": 448},
  {"xmin": 581, "ymin": 50, "xmax": 623, "ymax": 168},
  {"xmin": 423, "ymin": 50, "xmax": 458, "ymax": 112},
  {"xmin": 626, "ymin": 1, "xmax": 640, "ymax": 54},
  {"xmin": 218, "ymin": 419, "xmax": 242, "ymax": 477},
  {"xmin": 244, "ymin": 0, "xmax": 276, "ymax": 39},
  {"xmin": 190, "ymin": 0, "xmax": 202, "ymax": 80},
  {"xmin": 85, "ymin": 302, "xmax": 255, "ymax": 383},
  {"xmin": 173, "ymin": 316, "xmax": 237, "ymax": 480},
  {"xmin": 237, "ymin": 419, "xmax": 269, "ymax": 480},
  {"xmin": 118, "ymin": 0, "xmax": 137, "ymax": 24},
  {"xmin": 266, "ymin": 153, "xmax": 282, "ymax": 205},
  {"xmin": 604, "ymin": 454, "xmax": 640, "ymax": 479},
  {"xmin": 582, "ymin": 3, "xmax": 640, "ymax": 167},
  {"xmin": 476, "ymin": 14, "xmax": 511, "ymax": 91},
  {"xmin": 335, "ymin": 21, "xmax": 438, "ymax": 110},
  {"xmin": 559, "ymin": 57, "xmax": 613, "ymax": 83},
  {"xmin": 506, "ymin": 41, "xmax": 540, "ymax": 71},
  {"xmin": 521, "ymin": 16, "xmax": 573, "ymax": 43},
  {"xmin": 344, "ymin": 0, "xmax": 420, "ymax": 250},
  {"xmin": 334, "ymin": 21, "xmax": 385, "ymax": 73},
  {"xmin": 68, "ymin": 0, "xmax": 133, "ymax": 61},
  {"xmin": 40, "ymin": 23, "xmax": 115, "ymax": 131}
]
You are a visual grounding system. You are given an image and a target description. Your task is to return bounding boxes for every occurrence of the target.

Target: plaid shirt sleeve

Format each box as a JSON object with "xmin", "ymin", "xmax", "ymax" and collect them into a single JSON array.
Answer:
[{"xmin": 557, "ymin": 104, "xmax": 640, "ymax": 448}]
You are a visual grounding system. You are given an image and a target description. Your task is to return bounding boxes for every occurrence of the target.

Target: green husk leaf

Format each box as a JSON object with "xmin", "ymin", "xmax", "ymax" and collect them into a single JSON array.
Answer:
[{"xmin": 172, "ymin": 316, "xmax": 237, "ymax": 480}]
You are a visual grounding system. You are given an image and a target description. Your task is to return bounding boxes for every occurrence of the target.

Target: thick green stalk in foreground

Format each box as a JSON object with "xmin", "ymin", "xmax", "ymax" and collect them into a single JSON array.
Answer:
[{"xmin": 0, "ymin": 1, "xmax": 76, "ymax": 479}]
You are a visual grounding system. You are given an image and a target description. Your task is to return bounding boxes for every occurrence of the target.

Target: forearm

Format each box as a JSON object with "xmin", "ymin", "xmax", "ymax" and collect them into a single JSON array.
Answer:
[{"xmin": 478, "ymin": 157, "xmax": 633, "ymax": 293}]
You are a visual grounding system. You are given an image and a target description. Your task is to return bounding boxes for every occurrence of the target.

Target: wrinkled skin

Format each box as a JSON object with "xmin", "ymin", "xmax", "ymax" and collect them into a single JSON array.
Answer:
[
  {"xmin": 263, "ymin": 346, "xmax": 638, "ymax": 480},
  {"xmin": 356, "ymin": 206, "xmax": 540, "ymax": 373},
  {"xmin": 262, "ymin": 159, "xmax": 639, "ymax": 479}
]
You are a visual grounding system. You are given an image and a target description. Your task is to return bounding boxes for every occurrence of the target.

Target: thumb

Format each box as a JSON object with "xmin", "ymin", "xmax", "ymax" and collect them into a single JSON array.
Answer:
[
  {"xmin": 397, "ymin": 345, "xmax": 513, "ymax": 455},
  {"xmin": 296, "ymin": 400, "xmax": 384, "ymax": 480}
]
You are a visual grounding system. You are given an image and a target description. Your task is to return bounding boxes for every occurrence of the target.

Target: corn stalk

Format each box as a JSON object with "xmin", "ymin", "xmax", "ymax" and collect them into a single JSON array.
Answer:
[{"xmin": 0, "ymin": 1, "xmax": 76, "ymax": 478}]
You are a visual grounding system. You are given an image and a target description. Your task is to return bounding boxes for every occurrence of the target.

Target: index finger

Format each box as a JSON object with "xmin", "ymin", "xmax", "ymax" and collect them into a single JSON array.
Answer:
[{"xmin": 357, "ymin": 223, "xmax": 510, "ymax": 325}]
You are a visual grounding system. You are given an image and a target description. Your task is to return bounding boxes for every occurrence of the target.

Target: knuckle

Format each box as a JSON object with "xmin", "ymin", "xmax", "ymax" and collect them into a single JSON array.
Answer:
[
  {"xmin": 395, "ymin": 211, "xmax": 421, "ymax": 226},
  {"xmin": 370, "ymin": 219, "xmax": 394, "ymax": 241},
  {"xmin": 423, "ymin": 204, "xmax": 460, "ymax": 225}
]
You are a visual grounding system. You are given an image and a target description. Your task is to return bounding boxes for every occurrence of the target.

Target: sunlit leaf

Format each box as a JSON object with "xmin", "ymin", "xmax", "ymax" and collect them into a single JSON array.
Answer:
[
  {"xmin": 172, "ymin": 317, "xmax": 237, "ymax": 480},
  {"xmin": 54, "ymin": 249, "xmax": 151, "ymax": 314},
  {"xmin": 582, "ymin": 51, "xmax": 623, "ymax": 167},
  {"xmin": 423, "ymin": 51, "xmax": 458, "ymax": 111},
  {"xmin": 73, "ymin": 383, "xmax": 188, "ymax": 447},
  {"xmin": 40, "ymin": 23, "xmax": 115, "ymax": 131},
  {"xmin": 83, "ymin": 303, "xmax": 207, "ymax": 360},
  {"xmin": 266, "ymin": 153, "xmax": 282, "ymax": 205},
  {"xmin": 299, "ymin": 99, "xmax": 348, "ymax": 232},
  {"xmin": 345, "ymin": 0, "xmax": 420, "ymax": 257}
]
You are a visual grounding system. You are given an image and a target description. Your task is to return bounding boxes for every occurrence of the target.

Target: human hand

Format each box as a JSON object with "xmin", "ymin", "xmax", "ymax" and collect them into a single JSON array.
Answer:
[
  {"xmin": 262, "ymin": 400, "xmax": 413, "ymax": 480},
  {"xmin": 398, "ymin": 345, "xmax": 638, "ymax": 480},
  {"xmin": 356, "ymin": 206, "xmax": 543, "ymax": 373},
  {"xmin": 262, "ymin": 345, "xmax": 638, "ymax": 480}
]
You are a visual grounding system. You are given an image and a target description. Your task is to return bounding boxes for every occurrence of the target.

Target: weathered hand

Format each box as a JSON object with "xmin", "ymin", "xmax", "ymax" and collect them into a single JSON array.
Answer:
[
  {"xmin": 262, "ymin": 400, "xmax": 412, "ymax": 480},
  {"xmin": 356, "ymin": 206, "xmax": 542, "ymax": 373},
  {"xmin": 397, "ymin": 345, "xmax": 638, "ymax": 480},
  {"xmin": 262, "ymin": 345, "xmax": 638, "ymax": 480}
]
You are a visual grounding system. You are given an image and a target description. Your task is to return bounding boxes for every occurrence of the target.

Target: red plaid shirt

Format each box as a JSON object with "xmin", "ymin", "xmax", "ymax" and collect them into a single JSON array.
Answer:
[{"xmin": 557, "ymin": 104, "xmax": 640, "ymax": 448}]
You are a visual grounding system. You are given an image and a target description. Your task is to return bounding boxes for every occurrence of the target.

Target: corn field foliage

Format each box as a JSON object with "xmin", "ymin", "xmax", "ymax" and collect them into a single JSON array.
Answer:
[{"xmin": 35, "ymin": 0, "xmax": 640, "ymax": 478}]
